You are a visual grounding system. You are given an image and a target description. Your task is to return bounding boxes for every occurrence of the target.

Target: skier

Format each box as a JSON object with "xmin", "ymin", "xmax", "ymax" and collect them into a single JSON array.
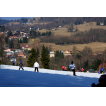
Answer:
[
  {"xmin": 62, "ymin": 66, "xmax": 65, "ymax": 71},
  {"xmin": 69, "ymin": 61, "xmax": 77, "ymax": 76},
  {"xmin": 100, "ymin": 68, "xmax": 104, "ymax": 74},
  {"xmin": 19, "ymin": 61, "xmax": 24, "ymax": 70},
  {"xmin": 13, "ymin": 60, "xmax": 15, "ymax": 66},
  {"xmin": 81, "ymin": 68, "xmax": 84, "ymax": 72},
  {"xmin": 64, "ymin": 67, "xmax": 67, "ymax": 71},
  {"xmin": 34, "ymin": 61, "xmax": 39, "ymax": 72}
]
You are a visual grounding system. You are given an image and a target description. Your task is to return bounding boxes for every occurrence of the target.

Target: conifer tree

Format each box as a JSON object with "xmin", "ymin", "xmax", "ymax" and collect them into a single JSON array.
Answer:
[
  {"xmin": 27, "ymin": 48, "xmax": 38, "ymax": 67},
  {"xmin": 40, "ymin": 45, "xmax": 50, "ymax": 69}
]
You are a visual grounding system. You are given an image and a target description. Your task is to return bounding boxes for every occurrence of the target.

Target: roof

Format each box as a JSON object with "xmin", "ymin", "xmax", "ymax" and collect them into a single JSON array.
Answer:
[
  {"xmin": 99, "ymin": 63, "xmax": 106, "ymax": 67},
  {"xmin": 64, "ymin": 50, "xmax": 72, "ymax": 52},
  {"xmin": 4, "ymin": 47, "xmax": 10, "ymax": 50},
  {"xmin": 23, "ymin": 44, "xmax": 27, "ymax": 47},
  {"xmin": 18, "ymin": 52, "xmax": 24, "ymax": 55},
  {"xmin": 50, "ymin": 51, "xmax": 54, "ymax": 54},
  {"xmin": 9, "ymin": 36, "xmax": 17, "ymax": 38},
  {"xmin": 24, "ymin": 46, "xmax": 31, "ymax": 48},
  {"xmin": 14, "ymin": 34, "xmax": 19, "ymax": 35},
  {"xmin": 7, "ymin": 54, "xmax": 12, "ymax": 57}
]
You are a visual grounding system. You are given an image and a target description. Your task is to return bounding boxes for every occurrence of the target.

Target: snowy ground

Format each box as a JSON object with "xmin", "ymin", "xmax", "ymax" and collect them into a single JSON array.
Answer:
[{"xmin": 0, "ymin": 65, "xmax": 102, "ymax": 87}]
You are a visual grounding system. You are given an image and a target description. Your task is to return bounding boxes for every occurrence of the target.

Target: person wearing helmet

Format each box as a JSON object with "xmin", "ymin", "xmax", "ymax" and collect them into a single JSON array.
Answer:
[{"xmin": 19, "ymin": 61, "xmax": 24, "ymax": 70}]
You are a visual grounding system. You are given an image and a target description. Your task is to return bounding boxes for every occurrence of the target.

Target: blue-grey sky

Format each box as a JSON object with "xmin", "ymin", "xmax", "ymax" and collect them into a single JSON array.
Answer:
[{"xmin": 0, "ymin": 17, "xmax": 35, "ymax": 20}]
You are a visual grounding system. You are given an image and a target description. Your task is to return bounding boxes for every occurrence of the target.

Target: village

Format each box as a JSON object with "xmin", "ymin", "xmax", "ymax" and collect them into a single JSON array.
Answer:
[
  {"xmin": 0, "ymin": 25, "xmax": 106, "ymax": 72},
  {"xmin": 1, "ymin": 17, "xmax": 106, "ymax": 73}
]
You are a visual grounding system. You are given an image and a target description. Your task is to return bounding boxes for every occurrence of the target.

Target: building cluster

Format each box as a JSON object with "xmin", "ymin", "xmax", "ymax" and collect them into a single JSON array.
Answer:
[
  {"xmin": 8, "ymin": 30, "xmax": 29, "ymax": 41},
  {"xmin": 49, "ymin": 50, "xmax": 72, "ymax": 57},
  {"xmin": 4, "ymin": 44, "xmax": 31, "ymax": 61}
]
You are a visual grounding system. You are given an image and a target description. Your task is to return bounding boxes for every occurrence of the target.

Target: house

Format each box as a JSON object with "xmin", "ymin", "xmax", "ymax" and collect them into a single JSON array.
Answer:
[
  {"xmin": 26, "ymin": 22, "xmax": 31, "ymax": 24},
  {"xmin": 16, "ymin": 31, "xmax": 20, "ymax": 35},
  {"xmin": 35, "ymin": 28, "xmax": 39, "ymax": 30},
  {"xmin": 93, "ymin": 51, "xmax": 102, "ymax": 55},
  {"xmin": 50, "ymin": 51, "xmax": 55, "ymax": 57},
  {"xmin": 100, "ymin": 23, "xmax": 104, "ymax": 26},
  {"xmin": 7, "ymin": 54, "xmax": 13, "ymax": 58},
  {"xmin": 29, "ymin": 27, "xmax": 33, "ymax": 31},
  {"xmin": 24, "ymin": 46, "xmax": 31, "ymax": 51},
  {"xmin": 64, "ymin": 50, "xmax": 72, "ymax": 57},
  {"xmin": 22, "ymin": 44, "xmax": 31, "ymax": 51},
  {"xmin": 6, "ymin": 52, "xmax": 13, "ymax": 57},
  {"xmin": 9, "ymin": 35, "xmax": 19, "ymax": 40},
  {"xmin": 20, "ymin": 31, "xmax": 24, "ymax": 36},
  {"xmin": 4, "ymin": 47, "xmax": 11, "ymax": 52},
  {"xmin": 18, "ymin": 52, "xmax": 25, "ymax": 57},
  {"xmin": 52, "ymin": 28, "xmax": 55, "ymax": 30},
  {"xmin": 99, "ymin": 63, "xmax": 106, "ymax": 70},
  {"xmin": 15, "ymin": 49, "xmax": 21, "ymax": 53},
  {"xmin": 24, "ymin": 32, "xmax": 29, "ymax": 36}
]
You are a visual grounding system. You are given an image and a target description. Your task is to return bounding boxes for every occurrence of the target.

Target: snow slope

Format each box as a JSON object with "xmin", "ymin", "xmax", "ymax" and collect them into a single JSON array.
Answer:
[{"xmin": 0, "ymin": 65, "xmax": 102, "ymax": 87}]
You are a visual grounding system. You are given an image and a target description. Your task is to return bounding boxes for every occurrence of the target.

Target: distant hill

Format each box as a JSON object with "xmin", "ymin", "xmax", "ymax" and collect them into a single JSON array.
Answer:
[
  {"xmin": 28, "ymin": 17, "xmax": 106, "ymax": 25},
  {"xmin": 2, "ymin": 17, "xmax": 106, "ymax": 31},
  {"xmin": 0, "ymin": 19, "xmax": 10, "ymax": 25}
]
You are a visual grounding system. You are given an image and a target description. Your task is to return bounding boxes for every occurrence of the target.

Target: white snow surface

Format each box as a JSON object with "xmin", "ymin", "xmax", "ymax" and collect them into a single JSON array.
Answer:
[{"xmin": 0, "ymin": 65, "xmax": 102, "ymax": 87}]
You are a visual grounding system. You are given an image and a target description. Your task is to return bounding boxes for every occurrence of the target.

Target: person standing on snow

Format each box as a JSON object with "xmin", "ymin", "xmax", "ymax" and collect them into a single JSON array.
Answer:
[
  {"xmin": 64, "ymin": 67, "xmax": 67, "ymax": 71},
  {"xmin": 81, "ymin": 68, "xmax": 84, "ymax": 72},
  {"xmin": 13, "ymin": 60, "xmax": 15, "ymax": 66},
  {"xmin": 69, "ymin": 61, "xmax": 77, "ymax": 76},
  {"xmin": 34, "ymin": 61, "xmax": 39, "ymax": 72},
  {"xmin": 100, "ymin": 68, "xmax": 104, "ymax": 73},
  {"xmin": 19, "ymin": 61, "xmax": 24, "ymax": 70},
  {"xmin": 62, "ymin": 66, "xmax": 65, "ymax": 71}
]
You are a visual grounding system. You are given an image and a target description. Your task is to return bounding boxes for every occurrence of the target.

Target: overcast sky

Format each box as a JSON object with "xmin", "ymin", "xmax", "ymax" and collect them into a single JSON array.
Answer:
[{"xmin": 0, "ymin": 17, "xmax": 35, "ymax": 20}]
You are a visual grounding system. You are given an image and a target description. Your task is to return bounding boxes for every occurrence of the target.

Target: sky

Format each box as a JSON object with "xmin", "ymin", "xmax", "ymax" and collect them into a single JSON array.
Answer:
[
  {"xmin": 0, "ymin": 65, "xmax": 102, "ymax": 87},
  {"xmin": 0, "ymin": 17, "xmax": 36, "ymax": 20}
]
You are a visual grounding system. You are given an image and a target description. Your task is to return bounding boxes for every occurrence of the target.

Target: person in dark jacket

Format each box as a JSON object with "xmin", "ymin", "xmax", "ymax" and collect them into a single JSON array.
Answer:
[
  {"xmin": 19, "ymin": 61, "xmax": 24, "ymax": 70},
  {"xmin": 69, "ymin": 61, "xmax": 77, "ymax": 76}
]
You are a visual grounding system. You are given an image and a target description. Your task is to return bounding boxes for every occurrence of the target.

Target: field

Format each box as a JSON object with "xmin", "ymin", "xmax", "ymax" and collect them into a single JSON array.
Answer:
[
  {"xmin": 74, "ymin": 22, "xmax": 106, "ymax": 32},
  {"xmin": 40, "ymin": 42, "xmax": 106, "ymax": 52},
  {"xmin": 38, "ymin": 22, "xmax": 106, "ymax": 36},
  {"xmin": 21, "ymin": 21, "xmax": 106, "ymax": 53}
]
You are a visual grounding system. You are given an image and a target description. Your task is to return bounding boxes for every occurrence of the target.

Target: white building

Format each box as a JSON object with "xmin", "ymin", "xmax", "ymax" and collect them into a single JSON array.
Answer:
[{"xmin": 50, "ymin": 51, "xmax": 55, "ymax": 57}]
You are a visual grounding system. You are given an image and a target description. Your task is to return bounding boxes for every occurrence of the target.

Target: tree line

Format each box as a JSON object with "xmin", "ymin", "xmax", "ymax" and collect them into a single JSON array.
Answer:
[
  {"xmin": 40, "ymin": 28, "xmax": 106, "ymax": 44},
  {"xmin": 30, "ymin": 30, "xmax": 52, "ymax": 38},
  {"xmin": 96, "ymin": 20, "xmax": 106, "ymax": 25},
  {"xmin": 50, "ymin": 46, "xmax": 104, "ymax": 71}
]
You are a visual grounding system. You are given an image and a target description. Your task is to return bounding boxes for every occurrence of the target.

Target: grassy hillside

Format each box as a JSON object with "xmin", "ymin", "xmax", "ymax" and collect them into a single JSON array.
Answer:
[
  {"xmin": 74, "ymin": 22, "xmax": 106, "ymax": 32},
  {"xmin": 40, "ymin": 42, "xmax": 106, "ymax": 52},
  {"xmin": 37, "ymin": 22, "xmax": 106, "ymax": 36}
]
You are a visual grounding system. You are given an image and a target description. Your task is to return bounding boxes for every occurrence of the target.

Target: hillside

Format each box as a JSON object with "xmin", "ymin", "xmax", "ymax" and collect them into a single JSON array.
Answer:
[
  {"xmin": 40, "ymin": 42, "xmax": 106, "ymax": 52},
  {"xmin": 0, "ymin": 64, "xmax": 101, "ymax": 87}
]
